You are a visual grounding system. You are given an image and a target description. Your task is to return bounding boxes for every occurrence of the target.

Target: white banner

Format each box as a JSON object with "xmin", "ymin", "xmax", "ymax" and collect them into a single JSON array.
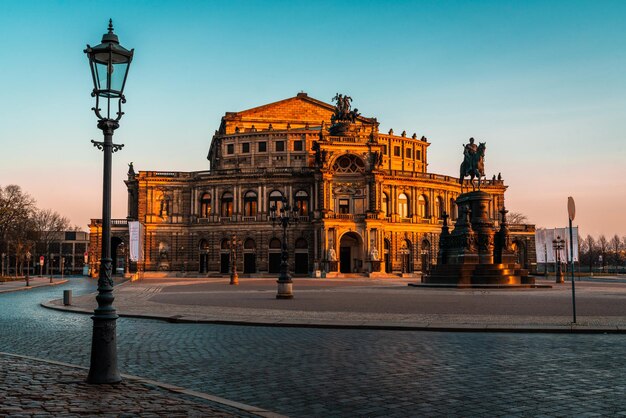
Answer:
[
  {"xmin": 535, "ymin": 227, "xmax": 579, "ymax": 263},
  {"xmin": 535, "ymin": 228, "xmax": 547, "ymax": 263},
  {"xmin": 129, "ymin": 221, "xmax": 144, "ymax": 262}
]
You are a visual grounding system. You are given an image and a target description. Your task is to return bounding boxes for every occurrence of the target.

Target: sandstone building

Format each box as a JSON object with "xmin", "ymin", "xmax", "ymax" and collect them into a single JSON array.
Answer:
[{"xmin": 89, "ymin": 93, "xmax": 535, "ymax": 277}]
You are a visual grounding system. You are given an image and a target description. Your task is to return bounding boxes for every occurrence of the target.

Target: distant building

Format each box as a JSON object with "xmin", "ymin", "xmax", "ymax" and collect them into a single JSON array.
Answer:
[{"xmin": 89, "ymin": 93, "xmax": 535, "ymax": 277}]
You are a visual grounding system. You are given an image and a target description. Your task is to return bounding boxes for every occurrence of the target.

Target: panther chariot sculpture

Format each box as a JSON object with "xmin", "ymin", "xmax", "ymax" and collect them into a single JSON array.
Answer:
[{"xmin": 459, "ymin": 137, "xmax": 486, "ymax": 191}]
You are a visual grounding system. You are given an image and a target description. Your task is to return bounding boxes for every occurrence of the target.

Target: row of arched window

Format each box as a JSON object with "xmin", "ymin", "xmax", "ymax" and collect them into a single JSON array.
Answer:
[
  {"xmin": 381, "ymin": 193, "xmax": 457, "ymax": 219},
  {"xmin": 199, "ymin": 190, "xmax": 310, "ymax": 218}
]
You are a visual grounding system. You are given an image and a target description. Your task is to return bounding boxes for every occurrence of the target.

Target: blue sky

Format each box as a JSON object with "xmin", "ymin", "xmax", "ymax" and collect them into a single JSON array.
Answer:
[{"xmin": 0, "ymin": 0, "xmax": 625, "ymax": 236}]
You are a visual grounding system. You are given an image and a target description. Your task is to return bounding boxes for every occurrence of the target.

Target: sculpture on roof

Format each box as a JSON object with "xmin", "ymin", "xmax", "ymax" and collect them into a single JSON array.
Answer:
[{"xmin": 331, "ymin": 93, "xmax": 360, "ymax": 124}]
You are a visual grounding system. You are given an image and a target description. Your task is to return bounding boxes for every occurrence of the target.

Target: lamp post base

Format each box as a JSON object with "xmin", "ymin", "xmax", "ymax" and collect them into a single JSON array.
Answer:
[
  {"xmin": 276, "ymin": 280, "xmax": 293, "ymax": 299},
  {"xmin": 230, "ymin": 273, "xmax": 239, "ymax": 285},
  {"xmin": 555, "ymin": 274, "xmax": 564, "ymax": 284},
  {"xmin": 87, "ymin": 316, "xmax": 121, "ymax": 384}
]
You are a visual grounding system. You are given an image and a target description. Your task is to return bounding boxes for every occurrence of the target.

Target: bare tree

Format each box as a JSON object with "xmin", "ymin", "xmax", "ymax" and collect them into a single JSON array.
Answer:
[
  {"xmin": 31, "ymin": 208, "xmax": 70, "ymax": 275},
  {"xmin": 0, "ymin": 185, "xmax": 36, "ymax": 276},
  {"xmin": 597, "ymin": 235, "xmax": 608, "ymax": 273},
  {"xmin": 581, "ymin": 235, "xmax": 596, "ymax": 273},
  {"xmin": 610, "ymin": 234, "xmax": 623, "ymax": 271},
  {"xmin": 508, "ymin": 212, "xmax": 528, "ymax": 224}
]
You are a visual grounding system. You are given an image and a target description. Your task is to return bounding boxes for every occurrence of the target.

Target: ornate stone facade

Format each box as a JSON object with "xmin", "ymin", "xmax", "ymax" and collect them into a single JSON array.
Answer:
[{"xmin": 89, "ymin": 93, "xmax": 535, "ymax": 277}]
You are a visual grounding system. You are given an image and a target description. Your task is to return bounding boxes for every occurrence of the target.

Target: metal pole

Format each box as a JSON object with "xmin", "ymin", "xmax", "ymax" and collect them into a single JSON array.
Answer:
[
  {"xmin": 569, "ymin": 219, "xmax": 576, "ymax": 323},
  {"xmin": 87, "ymin": 119, "xmax": 121, "ymax": 384}
]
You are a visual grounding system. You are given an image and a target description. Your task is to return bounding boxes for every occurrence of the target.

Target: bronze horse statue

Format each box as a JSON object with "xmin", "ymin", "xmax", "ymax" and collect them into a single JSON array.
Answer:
[{"xmin": 459, "ymin": 142, "xmax": 486, "ymax": 191}]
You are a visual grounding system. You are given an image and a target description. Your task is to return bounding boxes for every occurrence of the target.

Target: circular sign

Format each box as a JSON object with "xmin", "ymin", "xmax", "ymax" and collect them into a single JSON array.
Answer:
[
  {"xmin": 39, "ymin": 256, "xmax": 44, "ymax": 266},
  {"xmin": 567, "ymin": 196, "xmax": 575, "ymax": 221}
]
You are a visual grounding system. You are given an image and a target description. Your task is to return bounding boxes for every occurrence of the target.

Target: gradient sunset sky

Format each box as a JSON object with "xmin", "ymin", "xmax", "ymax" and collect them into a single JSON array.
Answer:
[{"xmin": 0, "ymin": 0, "xmax": 624, "ymax": 237}]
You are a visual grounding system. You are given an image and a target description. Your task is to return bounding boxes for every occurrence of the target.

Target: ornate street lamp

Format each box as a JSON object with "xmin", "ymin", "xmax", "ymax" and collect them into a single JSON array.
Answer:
[
  {"xmin": 552, "ymin": 236, "xmax": 565, "ymax": 284},
  {"xmin": 84, "ymin": 19, "xmax": 133, "ymax": 384},
  {"xmin": 229, "ymin": 234, "xmax": 241, "ymax": 285},
  {"xmin": 269, "ymin": 196, "xmax": 299, "ymax": 299}
]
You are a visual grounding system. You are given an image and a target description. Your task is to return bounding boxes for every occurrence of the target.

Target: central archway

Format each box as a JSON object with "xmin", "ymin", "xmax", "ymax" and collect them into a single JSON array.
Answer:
[{"xmin": 339, "ymin": 232, "xmax": 364, "ymax": 273}]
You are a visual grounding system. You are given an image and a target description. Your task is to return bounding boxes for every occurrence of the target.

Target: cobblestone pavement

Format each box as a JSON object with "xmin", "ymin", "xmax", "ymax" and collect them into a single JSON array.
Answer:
[
  {"xmin": 0, "ymin": 276, "xmax": 67, "ymax": 293},
  {"xmin": 48, "ymin": 277, "xmax": 626, "ymax": 330},
  {"xmin": 1, "ymin": 278, "xmax": 626, "ymax": 416},
  {"xmin": 0, "ymin": 353, "xmax": 246, "ymax": 417}
]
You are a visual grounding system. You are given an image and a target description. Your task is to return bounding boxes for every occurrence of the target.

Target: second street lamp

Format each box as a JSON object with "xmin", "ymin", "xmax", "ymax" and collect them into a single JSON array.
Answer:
[
  {"xmin": 270, "ymin": 196, "xmax": 299, "ymax": 299},
  {"xmin": 552, "ymin": 236, "xmax": 565, "ymax": 284},
  {"xmin": 84, "ymin": 19, "xmax": 134, "ymax": 384}
]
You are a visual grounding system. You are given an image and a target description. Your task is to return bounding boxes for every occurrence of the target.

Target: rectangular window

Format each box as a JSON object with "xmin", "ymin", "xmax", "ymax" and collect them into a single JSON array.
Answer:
[
  {"xmin": 406, "ymin": 148, "xmax": 412, "ymax": 158},
  {"xmin": 258, "ymin": 141, "xmax": 267, "ymax": 152},
  {"xmin": 339, "ymin": 199, "xmax": 350, "ymax": 214},
  {"xmin": 382, "ymin": 145, "xmax": 387, "ymax": 155},
  {"xmin": 242, "ymin": 143, "xmax": 250, "ymax": 153},
  {"xmin": 394, "ymin": 146, "xmax": 401, "ymax": 157},
  {"xmin": 417, "ymin": 150, "xmax": 421, "ymax": 160},
  {"xmin": 276, "ymin": 141, "xmax": 285, "ymax": 152},
  {"xmin": 65, "ymin": 231, "xmax": 76, "ymax": 241},
  {"xmin": 227, "ymin": 144, "xmax": 234, "ymax": 154},
  {"xmin": 293, "ymin": 140, "xmax": 303, "ymax": 151}
]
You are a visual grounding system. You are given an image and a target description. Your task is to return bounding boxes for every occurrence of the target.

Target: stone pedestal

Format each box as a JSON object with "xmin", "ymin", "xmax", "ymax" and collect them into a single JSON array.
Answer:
[{"xmin": 425, "ymin": 191, "xmax": 533, "ymax": 287}]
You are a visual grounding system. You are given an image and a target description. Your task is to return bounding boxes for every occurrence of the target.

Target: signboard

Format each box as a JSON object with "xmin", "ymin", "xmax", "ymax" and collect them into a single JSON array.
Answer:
[
  {"xmin": 568, "ymin": 196, "xmax": 575, "ymax": 221},
  {"xmin": 39, "ymin": 256, "xmax": 44, "ymax": 266},
  {"xmin": 534, "ymin": 227, "xmax": 579, "ymax": 263},
  {"xmin": 128, "ymin": 221, "xmax": 144, "ymax": 262}
]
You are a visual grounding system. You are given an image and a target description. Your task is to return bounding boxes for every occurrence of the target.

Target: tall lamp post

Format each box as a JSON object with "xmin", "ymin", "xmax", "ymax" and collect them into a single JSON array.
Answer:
[
  {"xmin": 84, "ymin": 19, "xmax": 133, "ymax": 384},
  {"xmin": 270, "ymin": 196, "xmax": 299, "ymax": 299},
  {"xmin": 229, "ymin": 234, "xmax": 241, "ymax": 285},
  {"xmin": 25, "ymin": 252, "xmax": 31, "ymax": 286},
  {"xmin": 552, "ymin": 236, "xmax": 565, "ymax": 284}
]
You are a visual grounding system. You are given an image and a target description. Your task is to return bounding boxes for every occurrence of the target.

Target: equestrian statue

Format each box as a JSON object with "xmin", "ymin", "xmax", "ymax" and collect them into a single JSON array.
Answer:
[{"xmin": 459, "ymin": 137, "xmax": 486, "ymax": 191}]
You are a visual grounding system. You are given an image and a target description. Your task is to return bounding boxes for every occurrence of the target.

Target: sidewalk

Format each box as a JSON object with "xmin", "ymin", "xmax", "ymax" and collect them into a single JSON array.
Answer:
[
  {"xmin": 0, "ymin": 277, "xmax": 68, "ymax": 293},
  {"xmin": 0, "ymin": 352, "xmax": 282, "ymax": 418},
  {"xmin": 44, "ymin": 276, "xmax": 626, "ymax": 333}
]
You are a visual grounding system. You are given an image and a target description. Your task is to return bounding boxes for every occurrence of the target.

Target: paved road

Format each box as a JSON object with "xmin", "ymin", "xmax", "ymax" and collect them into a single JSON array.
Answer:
[{"xmin": 1, "ymin": 278, "xmax": 625, "ymax": 417}]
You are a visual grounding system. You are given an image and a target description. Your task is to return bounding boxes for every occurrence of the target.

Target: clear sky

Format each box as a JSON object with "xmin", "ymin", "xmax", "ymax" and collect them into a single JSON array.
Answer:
[{"xmin": 1, "ymin": 0, "xmax": 625, "ymax": 237}]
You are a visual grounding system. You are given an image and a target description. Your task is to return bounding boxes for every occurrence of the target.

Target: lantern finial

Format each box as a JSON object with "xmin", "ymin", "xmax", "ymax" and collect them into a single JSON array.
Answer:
[{"xmin": 108, "ymin": 19, "xmax": 114, "ymax": 34}]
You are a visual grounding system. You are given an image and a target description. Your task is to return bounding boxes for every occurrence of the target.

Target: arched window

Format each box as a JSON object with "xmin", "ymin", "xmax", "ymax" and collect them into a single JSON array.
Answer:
[
  {"xmin": 418, "ymin": 194, "xmax": 429, "ymax": 218},
  {"xmin": 269, "ymin": 238, "xmax": 282, "ymax": 249},
  {"xmin": 294, "ymin": 190, "xmax": 309, "ymax": 216},
  {"xmin": 295, "ymin": 238, "xmax": 308, "ymax": 249},
  {"xmin": 244, "ymin": 238, "xmax": 256, "ymax": 250},
  {"xmin": 221, "ymin": 192, "xmax": 233, "ymax": 216},
  {"xmin": 449, "ymin": 198, "xmax": 457, "ymax": 220},
  {"xmin": 243, "ymin": 191, "xmax": 258, "ymax": 216},
  {"xmin": 332, "ymin": 154, "xmax": 366, "ymax": 173},
  {"xmin": 435, "ymin": 196, "xmax": 444, "ymax": 219},
  {"xmin": 398, "ymin": 193, "xmax": 409, "ymax": 218},
  {"xmin": 269, "ymin": 190, "xmax": 284, "ymax": 212},
  {"xmin": 382, "ymin": 193, "xmax": 389, "ymax": 216},
  {"xmin": 199, "ymin": 193, "xmax": 211, "ymax": 217}
]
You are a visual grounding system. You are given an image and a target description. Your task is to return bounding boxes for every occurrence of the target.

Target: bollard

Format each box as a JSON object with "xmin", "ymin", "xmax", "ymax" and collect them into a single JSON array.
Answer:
[{"xmin": 63, "ymin": 289, "xmax": 72, "ymax": 306}]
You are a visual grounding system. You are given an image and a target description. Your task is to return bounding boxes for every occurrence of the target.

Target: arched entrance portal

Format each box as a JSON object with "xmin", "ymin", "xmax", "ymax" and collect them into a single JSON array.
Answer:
[
  {"xmin": 220, "ymin": 239, "xmax": 230, "ymax": 274},
  {"xmin": 339, "ymin": 232, "xmax": 364, "ymax": 273},
  {"xmin": 268, "ymin": 238, "xmax": 281, "ymax": 274},
  {"xmin": 294, "ymin": 238, "xmax": 309, "ymax": 275},
  {"xmin": 421, "ymin": 240, "xmax": 431, "ymax": 274},
  {"xmin": 384, "ymin": 239, "xmax": 391, "ymax": 273},
  {"xmin": 112, "ymin": 237, "xmax": 124, "ymax": 275},
  {"xmin": 243, "ymin": 238, "xmax": 256, "ymax": 274},
  {"xmin": 198, "ymin": 239, "xmax": 209, "ymax": 273},
  {"xmin": 511, "ymin": 240, "xmax": 527, "ymax": 268}
]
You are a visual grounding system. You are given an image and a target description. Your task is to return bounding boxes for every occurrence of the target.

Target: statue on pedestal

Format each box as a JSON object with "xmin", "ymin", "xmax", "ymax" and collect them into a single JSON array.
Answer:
[{"xmin": 459, "ymin": 137, "xmax": 486, "ymax": 191}]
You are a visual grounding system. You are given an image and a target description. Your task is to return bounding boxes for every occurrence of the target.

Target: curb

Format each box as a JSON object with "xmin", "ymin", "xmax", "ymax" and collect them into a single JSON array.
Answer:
[
  {"xmin": 0, "ymin": 351, "xmax": 285, "ymax": 418},
  {"xmin": 41, "ymin": 300, "xmax": 625, "ymax": 334},
  {"xmin": 0, "ymin": 279, "xmax": 69, "ymax": 294}
]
